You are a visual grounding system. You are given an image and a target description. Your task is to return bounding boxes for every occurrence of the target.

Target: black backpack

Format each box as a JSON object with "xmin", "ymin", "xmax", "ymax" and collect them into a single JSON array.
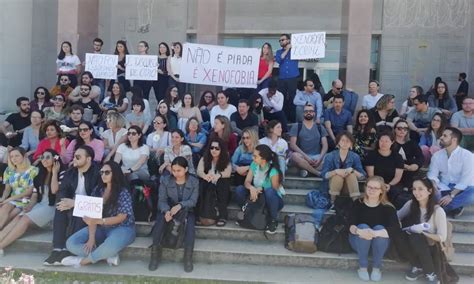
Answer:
[
  {"xmin": 237, "ymin": 194, "xmax": 268, "ymax": 230},
  {"xmin": 318, "ymin": 198, "xmax": 353, "ymax": 254},
  {"xmin": 284, "ymin": 214, "xmax": 319, "ymax": 253},
  {"xmin": 130, "ymin": 179, "xmax": 158, "ymax": 222}
]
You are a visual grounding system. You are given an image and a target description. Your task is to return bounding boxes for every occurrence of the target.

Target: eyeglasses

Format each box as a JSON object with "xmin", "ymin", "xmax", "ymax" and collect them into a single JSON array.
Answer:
[
  {"xmin": 303, "ymin": 110, "xmax": 315, "ymax": 113},
  {"xmin": 60, "ymin": 79, "xmax": 69, "ymax": 82},
  {"xmin": 78, "ymin": 128, "xmax": 90, "ymax": 132},
  {"xmin": 128, "ymin": 131, "xmax": 138, "ymax": 136},
  {"xmin": 42, "ymin": 154, "xmax": 53, "ymax": 160},
  {"xmin": 74, "ymin": 155, "xmax": 82, "ymax": 160},
  {"xmin": 210, "ymin": 146, "xmax": 221, "ymax": 151},
  {"xmin": 242, "ymin": 136, "xmax": 250, "ymax": 140},
  {"xmin": 54, "ymin": 97, "xmax": 64, "ymax": 102},
  {"xmin": 100, "ymin": 170, "xmax": 112, "ymax": 176},
  {"xmin": 396, "ymin": 126, "xmax": 409, "ymax": 131},
  {"xmin": 80, "ymin": 88, "xmax": 89, "ymax": 91},
  {"xmin": 366, "ymin": 185, "xmax": 381, "ymax": 191}
]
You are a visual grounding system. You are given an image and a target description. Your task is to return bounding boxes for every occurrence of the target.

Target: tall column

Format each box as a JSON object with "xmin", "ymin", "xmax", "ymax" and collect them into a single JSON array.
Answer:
[
  {"xmin": 57, "ymin": 0, "xmax": 98, "ymax": 61},
  {"xmin": 344, "ymin": 0, "xmax": 373, "ymax": 100}
]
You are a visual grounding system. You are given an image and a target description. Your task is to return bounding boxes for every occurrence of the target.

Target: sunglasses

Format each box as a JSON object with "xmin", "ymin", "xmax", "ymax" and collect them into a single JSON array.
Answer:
[
  {"xmin": 396, "ymin": 126, "xmax": 409, "ymax": 131},
  {"xmin": 210, "ymin": 146, "xmax": 221, "ymax": 151},
  {"xmin": 60, "ymin": 79, "xmax": 69, "ymax": 82},
  {"xmin": 335, "ymin": 87, "xmax": 343, "ymax": 90},
  {"xmin": 80, "ymin": 88, "xmax": 89, "ymax": 91},
  {"xmin": 54, "ymin": 97, "xmax": 64, "ymax": 101},
  {"xmin": 42, "ymin": 154, "xmax": 56, "ymax": 160},
  {"xmin": 303, "ymin": 110, "xmax": 315, "ymax": 113},
  {"xmin": 78, "ymin": 128, "xmax": 90, "ymax": 132},
  {"xmin": 36, "ymin": 91, "xmax": 45, "ymax": 95},
  {"xmin": 100, "ymin": 170, "xmax": 112, "ymax": 176},
  {"xmin": 128, "ymin": 131, "xmax": 138, "ymax": 136},
  {"xmin": 153, "ymin": 121, "xmax": 163, "ymax": 125}
]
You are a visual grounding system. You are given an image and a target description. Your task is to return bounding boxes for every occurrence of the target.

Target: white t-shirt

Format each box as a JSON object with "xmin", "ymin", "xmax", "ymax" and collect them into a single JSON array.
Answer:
[
  {"xmin": 259, "ymin": 137, "xmax": 288, "ymax": 158},
  {"xmin": 101, "ymin": 128, "xmax": 128, "ymax": 147},
  {"xmin": 210, "ymin": 104, "xmax": 237, "ymax": 127},
  {"xmin": 362, "ymin": 93, "xmax": 384, "ymax": 109},
  {"xmin": 75, "ymin": 173, "xmax": 86, "ymax": 196},
  {"xmin": 56, "ymin": 55, "xmax": 81, "ymax": 73},
  {"xmin": 116, "ymin": 144, "xmax": 150, "ymax": 169},
  {"xmin": 169, "ymin": 56, "xmax": 181, "ymax": 75},
  {"xmin": 146, "ymin": 131, "xmax": 171, "ymax": 149}
]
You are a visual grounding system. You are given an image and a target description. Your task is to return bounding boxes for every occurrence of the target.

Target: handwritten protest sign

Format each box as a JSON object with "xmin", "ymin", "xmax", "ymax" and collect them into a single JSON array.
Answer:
[
  {"xmin": 73, "ymin": 195, "xmax": 103, "ymax": 219},
  {"xmin": 291, "ymin": 32, "xmax": 326, "ymax": 60},
  {"xmin": 125, "ymin": 55, "xmax": 158, "ymax": 80},
  {"xmin": 180, "ymin": 43, "xmax": 260, "ymax": 88},
  {"xmin": 85, "ymin": 53, "xmax": 118, "ymax": 79}
]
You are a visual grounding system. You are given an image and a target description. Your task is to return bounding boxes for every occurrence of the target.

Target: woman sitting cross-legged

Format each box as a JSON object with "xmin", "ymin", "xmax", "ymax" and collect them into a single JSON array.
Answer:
[
  {"xmin": 114, "ymin": 125, "xmax": 150, "ymax": 182},
  {"xmin": 348, "ymin": 176, "xmax": 399, "ymax": 282},
  {"xmin": 321, "ymin": 132, "xmax": 366, "ymax": 209},
  {"xmin": 62, "ymin": 161, "xmax": 136, "ymax": 267},
  {"xmin": 396, "ymin": 178, "xmax": 447, "ymax": 283},
  {"xmin": 196, "ymin": 137, "xmax": 232, "ymax": 226},
  {"xmin": 0, "ymin": 147, "xmax": 39, "ymax": 230},
  {"xmin": 0, "ymin": 149, "xmax": 64, "ymax": 256},
  {"xmin": 234, "ymin": 144, "xmax": 285, "ymax": 234},
  {"xmin": 149, "ymin": 157, "xmax": 199, "ymax": 272}
]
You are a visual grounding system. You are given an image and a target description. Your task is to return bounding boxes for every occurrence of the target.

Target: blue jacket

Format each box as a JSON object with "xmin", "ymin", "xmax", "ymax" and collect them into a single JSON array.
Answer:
[
  {"xmin": 321, "ymin": 149, "xmax": 366, "ymax": 180},
  {"xmin": 427, "ymin": 94, "xmax": 457, "ymax": 114}
]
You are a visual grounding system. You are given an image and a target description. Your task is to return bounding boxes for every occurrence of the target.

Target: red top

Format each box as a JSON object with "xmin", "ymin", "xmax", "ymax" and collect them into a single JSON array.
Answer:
[
  {"xmin": 258, "ymin": 57, "xmax": 273, "ymax": 80},
  {"xmin": 33, "ymin": 138, "xmax": 69, "ymax": 161}
]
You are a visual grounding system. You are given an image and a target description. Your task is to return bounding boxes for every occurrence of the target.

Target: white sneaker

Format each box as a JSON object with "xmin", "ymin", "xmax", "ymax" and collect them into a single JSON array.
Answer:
[
  {"xmin": 61, "ymin": 256, "xmax": 82, "ymax": 267},
  {"xmin": 106, "ymin": 255, "xmax": 120, "ymax": 266}
]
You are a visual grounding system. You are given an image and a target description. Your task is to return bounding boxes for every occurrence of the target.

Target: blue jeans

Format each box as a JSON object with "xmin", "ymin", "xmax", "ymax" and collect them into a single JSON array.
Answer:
[
  {"xmin": 439, "ymin": 186, "xmax": 474, "ymax": 212},
  {"xmin": 234, "ymin": 186, "xmax": 284, "ymax": 221},
  {"xmin": 66, "ymin": 225, "xmax": 136, "ymax": 263},
  {"xmin": 349, "ymin": 224, "xmax": 390, "ymax": 268}
]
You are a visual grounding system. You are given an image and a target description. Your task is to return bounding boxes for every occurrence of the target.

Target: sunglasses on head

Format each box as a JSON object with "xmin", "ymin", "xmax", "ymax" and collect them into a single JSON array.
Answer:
[{"xmin": 100, "ymin": 170, "xmax": 112, "ymax": 176}]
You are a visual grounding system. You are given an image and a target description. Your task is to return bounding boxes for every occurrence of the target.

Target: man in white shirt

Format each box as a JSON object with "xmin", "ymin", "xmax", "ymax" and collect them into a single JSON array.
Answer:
[
  {"xmin": 209, "ymin": 91, "xmax": 237, "ymax": 127},
  {"xmin": 362, "ymin": 80, "xmax": 384, "ymax": 109},
  {"xmin": 259, "ymin": 80, "xmax": 289, "ymax": 132},
  {"xmin": 428, "ymin": 127, "xmax": 474, "ymax": 217}
]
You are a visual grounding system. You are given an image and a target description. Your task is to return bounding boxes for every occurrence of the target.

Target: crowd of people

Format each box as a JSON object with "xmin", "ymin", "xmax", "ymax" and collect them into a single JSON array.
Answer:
[{"xmin": 0, "ymin": 34, "xmax": 472, "ymax": 282}]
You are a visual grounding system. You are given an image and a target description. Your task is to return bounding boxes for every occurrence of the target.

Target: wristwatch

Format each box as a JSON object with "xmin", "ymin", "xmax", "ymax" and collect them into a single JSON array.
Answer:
[{"xmin": 450, "ymin": 193, "xmax": 456, "ymax": 198}]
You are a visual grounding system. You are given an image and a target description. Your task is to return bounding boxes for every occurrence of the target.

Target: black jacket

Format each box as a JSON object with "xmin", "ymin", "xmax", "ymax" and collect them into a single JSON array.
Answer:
[{"xmin": 57, "ymin": 162, "xmax": 101, "ymax": 199}]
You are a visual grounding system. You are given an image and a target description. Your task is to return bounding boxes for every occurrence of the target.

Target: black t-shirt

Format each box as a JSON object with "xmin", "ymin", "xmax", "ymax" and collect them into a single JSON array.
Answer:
[
  {"xmin": 230, "ymin": 112, "xmax": 259, "ymax": 131},
  {"xmin": 394, "ymin": 140, "xmax": 424, "ymax": 167},
  {"xmin": 76, "ymin": 101, "xmax": 101, "ymax": 122},
  {"xmin": 365, "ymin": 150, "xmax": 404, "ymax": 184},
  {"xmin": 349, "ymin": 200, "xmax": 399, "ymax": 236},
  {"xmin": 5, "ymin": 112, "xmax": 31, "ymax": 147}
]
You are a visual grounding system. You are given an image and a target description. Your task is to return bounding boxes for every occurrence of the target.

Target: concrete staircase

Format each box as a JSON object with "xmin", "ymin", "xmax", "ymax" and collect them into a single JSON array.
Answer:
[{"xmin": 2, "ymin": 175, "xmax": 474, "ymax": 282}]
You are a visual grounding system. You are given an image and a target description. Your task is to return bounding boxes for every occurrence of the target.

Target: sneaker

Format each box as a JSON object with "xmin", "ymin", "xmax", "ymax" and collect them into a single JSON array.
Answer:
[
  {"xmin": 265, "ymin": 220, "xmax": 278, "ymax": 234},
  {"xmin": 370, "ymin": 268, "xmax": 382, "ymax": 282},
  {"xmin": 299, "ymin": 170, "xmax": 308, "ymax": 178},
  {"xmin": 448, "ymin": 207, "xmax": 464, "ymax": 219},
  {"xmin": 405, "ymin": 266, "xmax": 424, "ymax": 281},
  {"xmin": 106, "ymin": 255, "xmax": 120, "ymax": 266},
  {"xmin": 61, "ymin": 256, "xmax": 82, "ymax": 267},
  {"xmin": 357, "ymin": 268, "xmax": 370, "ymax": 281},
  {"xmin": 44, "ymin": 251, "xmax": 62, "ymax": 266},
  {"xmin": 425, "ymin": 273, "xmax": 439, "ymax": 284}
]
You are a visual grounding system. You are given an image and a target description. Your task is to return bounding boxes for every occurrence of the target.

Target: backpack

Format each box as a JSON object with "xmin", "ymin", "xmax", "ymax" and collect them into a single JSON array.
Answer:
[
  {"xmin": 435, "ymin": 211, "xmax": 455, "ymax": 262},
  {"xmin": 237, "ymin": 194, "xmax": 268, "ymax": 230},
  {"xmin": 318, "ymin": 198, "xmax": 353, "ymax": 254},
  {"xmin": 306, "ymin": 190, "xmax": 330, "ymax": 210},
  {"xmin": 162, "ymin": 209, "xmax": 188, "ymax": 249},
  {"xmin": 284, "ymin": 214, "xmax": 319, "ymax": 253},
  {"xmin": 130, "ymin": 180, "xmax": 158, "ymax": 222}
]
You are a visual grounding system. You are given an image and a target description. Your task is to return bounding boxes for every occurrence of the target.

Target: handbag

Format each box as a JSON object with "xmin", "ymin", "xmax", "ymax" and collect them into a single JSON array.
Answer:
[
  {"xmin": 237, "ymin": 194, "xmax": 268, "ymax": 230},
  {"xmin": 162, "ymin": 209, "xmax": 188, "ymax": 249}
]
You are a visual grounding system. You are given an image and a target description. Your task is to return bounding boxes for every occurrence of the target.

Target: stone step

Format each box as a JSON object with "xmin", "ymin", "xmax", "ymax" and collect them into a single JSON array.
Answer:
[
  {"xmin": 2, "ymin": 252, "xmax": 474, "ymax": 283},
  {"xmin": 134, "ymin": 221, "xmax": 474, "ymax": 253},
  {"xmin": 8, "ymin": 232, "xmax": 474, "ymax": 276},
  {"xmin": 283, "ymin": 175, "xmax": 323, "ymax": 189}
]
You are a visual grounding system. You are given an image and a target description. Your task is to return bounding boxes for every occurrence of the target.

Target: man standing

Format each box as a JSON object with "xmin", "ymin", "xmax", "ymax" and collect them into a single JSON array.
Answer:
[
  {"xmin": 289, "ymin": 103, "xmax": 328, "ymax": 177},
  {"xmin": 428, "ymin": 127, "xmax": 474, "ymax": 217},
  {"xmin": 230, "ymin": 99, "xmax": 258, "ymax": 137},
  {"xmin": 91, "ymin": 38, "xmax": 106, "ymax": 102},
  {"xmin": 1, "ymin": 97, "xmax": 31, "ymax": 147},
  {"xmin": 75, "ymin": 84, "xmax": 101, "ymax": 125},
  {"xmin": 275, "ymin": 34, "xmax": 300, "ymax": 122},
  {"xmin": 451, "ymin": 97, "xmax": 474, "ymax": 149},
  {"xmin": 259, "ymin": 80, "xmax": 288, "ymax": 132},
  {"xmin": 324, "ymin": 94, "xmax": 353, "ymax": 150},
  {"xmin": 455, "ymin": 72, "xmax": 469, "ymax": 111},
  {"xmin": 293, "ymin": 79, "xmax": 323, "ymax": 123},
  {"xmin": 44, "ymin": 146, "xmax": 100, "ymax": 265}
]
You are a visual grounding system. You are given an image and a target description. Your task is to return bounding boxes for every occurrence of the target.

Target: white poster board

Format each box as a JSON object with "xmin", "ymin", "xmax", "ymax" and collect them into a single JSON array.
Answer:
[
  {"xmin": 290, "ymin": 32, "xmax": 326, "ymax": 60},
  {"xmin": 84, "ymin": 53, "xmax": 118, "ymax": 79},
  {"xmin": 73, "ymin": 195, "xmax": 103, "ymax": 219},
  {"xmin": 180, "ymin": 43, "xmax": 260, "ymax": 88},
  {"xmin": 125, "ymin": 55, "xmax": 158, "ymax": 80}
]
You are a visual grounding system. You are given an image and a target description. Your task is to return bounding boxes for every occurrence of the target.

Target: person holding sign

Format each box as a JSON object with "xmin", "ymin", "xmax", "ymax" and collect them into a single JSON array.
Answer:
[
  {"xmin": 151, "ymin": 42, "xmax": 170, "ymax": 103},
  {"xmin": 275, "ymin": 34, "xmax": 300, "ymax": 123},
  {"xmin": 62, "ymin": 161, "xmax": 135, "ymax": 267},
  {"xmin": 149, "ymin": 156, "xmax": 199, "ymax": 272},
  {"xmin": 133, "ymin": 41, "xmax": 153, "ymax": 100},
  {"xmin": 167, "ymin": 42, "xmax": 185, "ymax": 95},
  {"xmin": 108, "ymin": 40, "xmax": 131, "ymax": 94},
  {"xmin": 43, "ymin": 145, "xmax": 101, "ymax": 266}
]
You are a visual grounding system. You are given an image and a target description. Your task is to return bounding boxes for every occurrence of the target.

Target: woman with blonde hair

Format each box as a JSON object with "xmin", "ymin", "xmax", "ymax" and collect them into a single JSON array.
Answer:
[
  {"xmin": 101, "ymin": 111, "xmax": 128, "ymax": 161},
  {"xmin": 371, "ymin": 94, "xmax": 399, "ymax": 133},
  {"xmin": 231, "ymin": 128, "xmax": 259, "ymax": 185},
  {"xmin": 348, "ymin": 175, "xmax": 399, "ymax": 282}
]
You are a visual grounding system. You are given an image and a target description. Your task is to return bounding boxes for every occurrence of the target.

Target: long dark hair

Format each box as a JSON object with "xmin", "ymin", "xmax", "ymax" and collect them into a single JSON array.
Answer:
[
  {"xmin": 375, "ymin": 131, "xmax": 394, "ymax": 151},
  {"xmin": 33, "ymin": 149, "xmax": 65, "ymax": 205},
  {"xmin": 164, "ymin": 86, "xmax": 180, "ymax": 105},
  {"xmin": 74, "ymin": 121, "xmax": 97, "ymax": 151},
  {"xmin": 101, "ymin": 161, "xmax": 128, "ymax": 213},
  {"xmin": 203, "ymin": 137, "xmax": 230, "ymax": 174},
  {"xmin": 425, "ymin": 113, "xmax": 447, "ymax": 140},
  {"xmin": 58, "ymin": 41, "xmax": 73, "ymax": 60},
  {"xmin": 114, "ymin": 40, "xmax": 129, "ymax": 55},
  {"xmin": 250, "ymin": 93, "xmax": 263, "ymax": 113},
  {"xmin": 404, "ymin": 178, "xmax": 438, "ymax": 226},
  {"xmin": 434, "ymin": 81, "xmax": 450, "ymax": 99},
  {"xmin": 198, "ymin": 90, "xmax": 215, "ymax": 108},
  {"xmin": 34, "ymin": 87, "xmax": 51, "ymax": 102},
  {"xmin": 255, "ymin": 144, "xmax": 282, "ymax": 185},
  {"xmin": 158, "ymin": 42, "xmax": 170, "ymax": 56},
  {"xmin": 110, "ymin": 82, "xmax": 126, "ymax": 106},
  {"xmin": 126, "ymin": 125, "xmax": 144, "ymax": 147},
  {"xmin": 355, "ymin": 109, "xmax": 376, "ymax": 136}
]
